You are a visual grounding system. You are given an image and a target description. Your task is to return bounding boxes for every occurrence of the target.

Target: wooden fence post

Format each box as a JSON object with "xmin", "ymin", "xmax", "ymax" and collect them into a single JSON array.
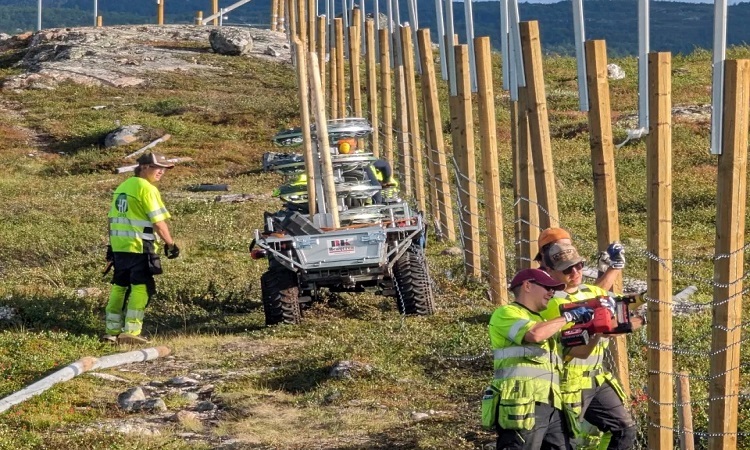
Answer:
[
  {"xmin": 520, "ymin": 21, "xmax": 558, "ymax": 229},
  {"xmin": 646, "ymin": 51, "xmax": 674, "ymax": 450},
  {"xmin": 277, "ymin": 0, "xmax": 285, "ymax": 32},
  {"xmin": 157, "ymin": 0, "xmax": 164, "ymax": 25},
  {"xmin": 96, "ymin": 15, "xmax": 103, "ymax": 27},
  {"xmin": 417, "ymin": 28, "xmax": 456, "ymax": 242},
  {"xmin": 379, "ymin": 29, "xmax": 394, "ymax": 166},
  {"xmin": 451, "ymin": 45, "xmax": 481, "ymax": 278},
  {"xmin": 401, "ymin": 25, "xmax": 426, "ymax": 214},
  {"xmin": 394, "ymin": 63, "xmax": 412, "ymax": 198},
  {"xmin": 294, "ymin": 39, "xmax": 317, "ymax": 217},
  {"xmin": 365, "ymin": 20, "xmax": 380, "ymax": 156},
  {"xmin": 585, "ymin": 39, "xmax": 630, "ymax": 397},
  {"xmin": 309, "ymin": 52, "xmax": 340, "ymax": 228},
  {"xmin": 334, "ymin": 18, "xmax": 346, "ymax": 116},
  {"xmin": 677, "ymin": 372, "xmax": 695, "ymax": 450},
  {"xmin": 271, "ymin": 0, "xmax": 278, "ymax": 30},
  {"xmin": 297, "ymin": 0, "xmax": 306, "ymax": 47},
  {"xmin": 475, "ymin": 37, "xmax": 508, "ymax": 304},
  {"xmin": 708, "ymin": 58, "xmax": 750, "ymax": 450},
  {"xmin": 287, "ymin": 0, "xmax": 298, "ymax": 43},
  {"xmin": 514, "ymin": 99, "xmax": 539, "ymax": 269},
  {"xmin": 330, "ymin": 42, "xmax": 339, "ymax": 118},
  {"xmin": 349, "ymin": 9, "xmax": 362, "ymax": 117},
  {"xmin": 307, "ymin": 0, "xmax": 315, "ymax": 51},
  {"xmin": 317, "ymin": 16, "xmax": 326, "ymax": 104}
]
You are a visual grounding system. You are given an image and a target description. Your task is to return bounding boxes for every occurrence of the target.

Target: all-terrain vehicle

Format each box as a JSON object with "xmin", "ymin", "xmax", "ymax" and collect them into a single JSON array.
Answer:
[{"xmin": 250, "ymin": 118, "xmax": 435, "ymax": 325}]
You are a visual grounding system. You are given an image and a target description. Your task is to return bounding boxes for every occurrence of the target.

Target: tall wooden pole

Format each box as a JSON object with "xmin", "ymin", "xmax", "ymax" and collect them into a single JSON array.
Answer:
[
  {"xmin": 379, "ymin": 28, "xmax": 394, "ymax": 165},
  {"xmin": 317, "ymin": 15, "xmax": 326, "ymax": 104},
  {"xmin": 212, "ymin": 0, "xmax": 219, "ymax": 26},
  {"xmin": 349, "ymin": 8, "xmax": 363, "ymax": 117},
  {"xmin": 417, "ymin": 29, "xmax": 456, "ymax": 242},
  {"xmin": 677, "ymin": 372, "xmax": 695, "ymax": 450},
  {"xmin": 277, "ymin": 0, "xmax": 286, "ymax": 32},
  {"xmin": 294, "ymin": 39, "xmax": 317, "ymax": 217},
  {"xmin": 451, "ymin": 45, "xmax": 481, "ymax": 278},
  {"xmin": 646, "ymin": 51, "xmax": 674, "ymax": 450},
  {"xmin": 520, "ymin": 21, "xmax": 559, "ymax": 229},
  {"xmin": 365, "ymin": 19, "xmax": 380, "ymax": 156},
  {"xmin": 309, "ymin": 52, "xmax": 340, "ymax": 228},
  {"xmin": 157, "ymin": 0, "xmax": 164, "ymax": 25},
  {"xmin": 307, "ymin": 0, "xmax": 316, "ymax": 51},
  {"xmin": 475, "ymin": 37, "xmax": 508, "ymax": 304},
  {"xmin": 330, "ymin": 41, "xmax": 339, "ymax": 118},
  {"xmin": 271, "ymin": 0, "xmax": 279, "ymax": 30},
  {"xmin": 394, "ymin": 64, "xmax": 412, "ymax": 197},
  {"xmin": 297, "ymin": 0, "xmax": 307, "ymax": 47},
  {"xmin": 585, "ymin": 39, "xmax": 630, "ymax": 397},
  {"xmin": 708, "ymin": 58, "xmax": 750, "ymax": 450},
  {"xmin": 401, "ymin": 25, "xmax": 426, "ymax": 213},
  {"xmin": 334, "ymin": 18, "xmax": 346, "ymax": 116}
]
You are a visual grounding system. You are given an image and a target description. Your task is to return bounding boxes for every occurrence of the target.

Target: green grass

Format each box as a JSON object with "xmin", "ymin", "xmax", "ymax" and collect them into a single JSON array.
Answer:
[{"xmin": 0, "ymin": 29, "xmax": 749, "ymax": 449}]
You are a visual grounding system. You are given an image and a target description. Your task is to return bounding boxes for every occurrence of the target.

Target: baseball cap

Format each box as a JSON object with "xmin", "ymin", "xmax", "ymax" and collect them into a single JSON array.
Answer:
[
  {"xmin": 534, "ymin": 227, "xmax": 572, "ymax": 261},
  {"xmin": 509, "ymin": 268, "xmax": 566, "ymax": 291},
  {"xmin": 544, "ymin": 242, "xmax": 585, "ymax": 272},
  {"xmin": 136, "ymin": 152, "xmax": 174, "ymax": 169}
]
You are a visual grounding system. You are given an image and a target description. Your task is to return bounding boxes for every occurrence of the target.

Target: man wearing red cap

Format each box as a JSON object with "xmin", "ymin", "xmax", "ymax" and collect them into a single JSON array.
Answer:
[
  {"xmin": 103, "ymin": 152, "xmax": 180, "ymax": 345},
  {"xmin": 537, "ymin": 231, "xmax": 642, "ymax": 450},
  {"xmin": 485, "ymin": 268, "xmax": 598, "ymax": 449}
]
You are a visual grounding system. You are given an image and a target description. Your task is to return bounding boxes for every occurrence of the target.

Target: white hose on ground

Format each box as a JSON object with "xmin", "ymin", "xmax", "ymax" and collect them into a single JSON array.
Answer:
[{"xmin": 0, "ymin": 346, "xmax": 171, "ymax": 414}]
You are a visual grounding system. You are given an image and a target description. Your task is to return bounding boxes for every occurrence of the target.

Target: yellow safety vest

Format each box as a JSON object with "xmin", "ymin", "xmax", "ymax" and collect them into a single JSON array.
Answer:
[{"xmin": 108, "ymin": 176, "xmax": 170, "ymax": 254}]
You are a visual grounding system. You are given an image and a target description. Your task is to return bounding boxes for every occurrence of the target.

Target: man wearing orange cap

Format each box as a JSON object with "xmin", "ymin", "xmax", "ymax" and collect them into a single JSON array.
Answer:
[
  {"xmin": 485, "ymin": 268, "xmax": 601, "ymax": 449},
  {"xmin": 537, "ymin": 230, "xmax": 642, "ymax": 450}
]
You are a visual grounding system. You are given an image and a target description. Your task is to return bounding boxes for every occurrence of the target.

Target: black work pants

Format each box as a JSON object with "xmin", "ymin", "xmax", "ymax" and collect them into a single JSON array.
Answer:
[
  {"xmin": 582, "ymin": 381, "xmax": 637, "ymax": 450},
  {"xmin": 496, "ymin": 402, "xmax": 573, "ymax": 450}
]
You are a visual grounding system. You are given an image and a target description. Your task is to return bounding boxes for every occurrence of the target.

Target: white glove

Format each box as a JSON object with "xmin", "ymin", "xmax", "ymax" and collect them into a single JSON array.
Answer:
[
  {"xmin": 607, "ymin": 242, "xmax": 626, "ymax": 270},
  {"xmin": 599, "ymin": 297, "xmax": 617, "ymax": 318}
]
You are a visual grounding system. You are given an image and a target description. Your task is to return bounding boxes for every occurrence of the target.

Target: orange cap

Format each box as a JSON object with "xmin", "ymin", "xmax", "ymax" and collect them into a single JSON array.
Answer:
[{"xmin": 538, "ymin": 227, "xmax": 571, "ymax": 249}]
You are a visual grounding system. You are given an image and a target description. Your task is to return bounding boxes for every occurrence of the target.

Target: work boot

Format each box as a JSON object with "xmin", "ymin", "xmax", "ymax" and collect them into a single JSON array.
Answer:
[
  {"xmin": 100, "ymin": 334, "xmax": 118, "ymax": 344},
  {"xmin": 117, "ymin": 333, "xmax": 149, "ymax": 345}
]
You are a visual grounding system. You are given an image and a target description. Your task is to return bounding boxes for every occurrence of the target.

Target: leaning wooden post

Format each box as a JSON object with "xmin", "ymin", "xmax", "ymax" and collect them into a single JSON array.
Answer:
[
  {"xmin": 212, "ymin": 0, "xmax": 219, "ymax": 26},
  {"xmin": 349, "ymin": 9, "xmax": 363, "ymax": 117},
  {"xmin": 317, "ymin": 16, "xmax": 326, "ymax": 105},
  {"xmin": 394, "ymin": 64, "xmax": 412, "ymax": 198},
  {"xmin": 417, "ymin": 29, "xmax": 455, "ymax": 242},
  {"xmin": 309, "ymin": 52, "xmax": 340, "ymax": 228},
  {"xmin": 288, "ymin": 0, "xmax": 298, "ymax": 43},
  {"xmin": 475, "ymin": 37, "xmax": 508, "ymax": 304},
  {"xmin": 519, "ymin": 21, "xmax": 559, "ymax": 229},
  {"xmin": 451, "ymin": 44, "xmax": 481, "ymax": 278},
  {"xmin": 294, "ymin": 39, "xmax": 317, "ymax": 217},
  {"xmin": 277, "ymin": 0, "xmax": 286, "ymax": 32},
  {"xmin": 379, "ymin": 29, "xmax": 394, "ymax": 165},
  {"xmin": 646, "ymin": 51, "xmax": 674, "ymax": 450},
  {"xmin": 401, "ymin": 25, "xmax": 426, "ymax": 213},
  {"xmin": 708, "ymin": 58, "xmax": 750, "ymax": 450},
  {"xmin": 585, "ymin": 39, "xmax": 630, "ymax": 397},
  {"xmin": 157, "ymin": 0, "xmax": 165, "ymax": 25},
  {"xmin": 297, "ymin": 0, "xmax": 307, "ymax": 47},
  {"xmin": 307, "ymin": 0, "xmax": 316, "ymax": 52},
  {"xmin": 677, "ymin": 372, "xmax": 695, "ymax": 450},
  {"xmin": 334, "ymin": 18, "xmax": 346, "ymax": 116},
  {"xmin": 514, "ymin": 98, "xmax": 539, "ymax": 269},
  {"xmin": 271, "ymin": 0, "xmax": 279, "ymax": 31},
  {"xmin": 365, "ymin": 19, "xmax": 380, "ymax": 156}
]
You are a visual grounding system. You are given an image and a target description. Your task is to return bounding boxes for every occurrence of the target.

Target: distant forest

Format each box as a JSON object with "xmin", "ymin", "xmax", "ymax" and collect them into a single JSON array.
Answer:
[{"xmin": 1, "ymin": 0, "xmax": 749, "ymax": 56}]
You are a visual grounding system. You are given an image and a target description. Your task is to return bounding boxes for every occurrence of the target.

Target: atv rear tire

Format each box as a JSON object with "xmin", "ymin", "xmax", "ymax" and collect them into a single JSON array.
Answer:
[
  {"xmin": 260, "ymin": 266, "xmax": 302, "ymax": 326},
  {"xmin": 393, "ymin": 245, "xmax": 435, "ymax": 315}
]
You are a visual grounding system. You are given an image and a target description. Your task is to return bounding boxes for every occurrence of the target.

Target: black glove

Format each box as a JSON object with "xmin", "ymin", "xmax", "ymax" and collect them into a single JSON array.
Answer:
[
  {"xmin": 563, "ymin": 306, "xmax": 594, "ymax": 324},
  {"xmin": 106, "ymin": 245, "xmax": 114, "ymax": 262},
  {"xmin": 165, "ymin": 243, "xmax": 180, "ymax": 259}
]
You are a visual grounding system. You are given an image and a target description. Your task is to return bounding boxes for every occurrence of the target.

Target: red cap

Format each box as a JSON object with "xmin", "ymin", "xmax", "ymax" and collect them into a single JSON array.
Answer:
[{"xmin": 509, "ymin": 268, "xmax": 566, "ymax": 291}]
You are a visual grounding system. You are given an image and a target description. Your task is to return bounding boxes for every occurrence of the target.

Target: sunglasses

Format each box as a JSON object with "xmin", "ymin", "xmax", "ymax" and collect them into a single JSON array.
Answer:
[
  {"xmin": 529, "ymin": 280, "xmax": 556, "ymax": 293},
  {"xmin": 562, "ymin": 262, "xmax": 584, "ymax": 275}
]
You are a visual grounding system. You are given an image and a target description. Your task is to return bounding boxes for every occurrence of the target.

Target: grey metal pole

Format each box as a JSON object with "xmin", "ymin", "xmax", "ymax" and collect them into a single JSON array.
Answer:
[
  {"xmin": 572, "ymin": 0, "xmax": 589, "ymax": 112},
  {"xmin": 94, "ymin": 0, "xmax": 98, "ymax": 26},
  {"xmin": 508, "ymin": 0, "xmax": 525, "ymax": 101},
  {"xmin": 360, "ymin": 0, "xmax": 366, "ymax": 55},
  {"xmin": 710, "ymin": 0, "xmax": 727, "ymax": 155},
  {"xmin": 374, "ymin": 0, "xmax": 380, "ymax": 56},
  {"xmin": 392, "ymin": 0, "xmax": 402, "ymax": 66},
  {"xmin": 342, "ymin": 0, "xmax": 349, "ymax": 59},
  {"xmin": 407, "ymin": 0, "xmax": 421, "ymax": 74},
  {"xmin": 435, "ymin": 0, "xmax": 447, "ymax": 80},
  {"xmin": 37, "ymin": 0, "xmax": 42, "ymax": 31},
  {"xmin": 638, "ymin": 0, "xmax": 650, "ymax": 131},
  {"xmin": 387, "ymin": 0, "xmax": 394, "ymax": 67},
  {"xmin": 465, "ymin": 0, "xmax": 477, "ymax": 92},
  {"xmin": 500, "ymin": 0, "xmax": 509, "ymax": 90}
]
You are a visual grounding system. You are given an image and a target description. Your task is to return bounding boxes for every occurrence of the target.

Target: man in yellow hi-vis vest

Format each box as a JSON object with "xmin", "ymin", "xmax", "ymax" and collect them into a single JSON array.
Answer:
[
  {"xmin": 103, "ymin": 152, "xmax": 180, "ymax": 345},
  {"xmin": 486, "ymin": 268, "xmax": 599, "ymax": 449},
  {"xmin": 538, "ymin": 237, "xmax": 643, "ymax": 450}
]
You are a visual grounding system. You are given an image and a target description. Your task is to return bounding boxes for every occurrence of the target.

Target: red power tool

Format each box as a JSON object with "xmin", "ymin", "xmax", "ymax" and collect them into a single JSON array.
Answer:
[{"xmin": 559, "ymin": 295, "xmax": 636, "ymax": 347}]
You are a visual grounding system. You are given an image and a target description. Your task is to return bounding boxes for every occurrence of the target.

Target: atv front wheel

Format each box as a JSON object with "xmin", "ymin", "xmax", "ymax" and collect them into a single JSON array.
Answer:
[
  {"xmin": 393, "ymin": 245, "xmax": 435, "ymax": 315},
  {"xmin": 260, "ymin": 265, "xmax": 302, "ymax": 325}
]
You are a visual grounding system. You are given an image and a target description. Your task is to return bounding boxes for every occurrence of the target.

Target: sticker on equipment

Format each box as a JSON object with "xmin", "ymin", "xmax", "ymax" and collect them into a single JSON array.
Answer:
[{"xmin": 328, "ymin": 239, "xmax": 355, "ymax": 255}]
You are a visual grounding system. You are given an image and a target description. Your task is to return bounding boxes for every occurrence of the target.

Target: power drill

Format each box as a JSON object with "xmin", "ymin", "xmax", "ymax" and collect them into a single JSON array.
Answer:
[{"xmin": 559, "ymin": 295, "xmax": 637, "ymax": 347}]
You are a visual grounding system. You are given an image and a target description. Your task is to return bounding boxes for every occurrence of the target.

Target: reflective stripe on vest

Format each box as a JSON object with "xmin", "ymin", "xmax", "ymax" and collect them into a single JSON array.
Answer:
[
  {"xmin": 508, "ymin": 319, "xmax": 530, "ymax": 342},
  {"xmin": 494, "ymin": 367, "xmax": 560, "ymax": 385},
  {"xmin": 147, "ymin": 207, "xmax": 169, "ymax": 220},
  {"xmin": 109, "ymin": 217, "xmax": 153, "ymax": 228},
  {"xmin": 493, "ymin": 346, "xmax": 564, "ymax": 367},
  {"xmin": 110, "ymin": 230, "xmax": 156, "ymax": 241}
]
